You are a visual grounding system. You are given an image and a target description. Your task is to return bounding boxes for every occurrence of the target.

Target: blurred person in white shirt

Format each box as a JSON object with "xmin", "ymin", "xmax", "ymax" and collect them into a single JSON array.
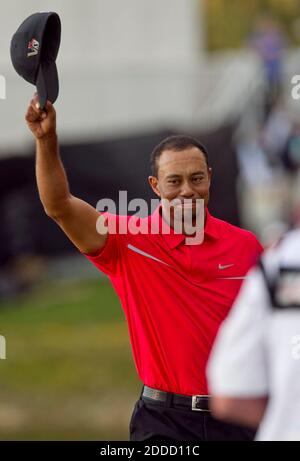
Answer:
[{"xmin": 207, "ymin": 229, "xmax": 300, "ymax": 441}]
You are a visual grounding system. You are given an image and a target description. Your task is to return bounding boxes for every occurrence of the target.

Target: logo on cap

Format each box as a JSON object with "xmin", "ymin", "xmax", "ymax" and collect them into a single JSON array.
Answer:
[{"xmin": 27, "ymin": 38, "xmax": 39, "ymax": 57}]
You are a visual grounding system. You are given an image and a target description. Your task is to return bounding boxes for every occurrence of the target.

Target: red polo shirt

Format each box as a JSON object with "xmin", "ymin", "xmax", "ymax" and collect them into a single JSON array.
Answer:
[{"xmin": 83, "ymin": 205, "xmax": 263, "ymax": 395}]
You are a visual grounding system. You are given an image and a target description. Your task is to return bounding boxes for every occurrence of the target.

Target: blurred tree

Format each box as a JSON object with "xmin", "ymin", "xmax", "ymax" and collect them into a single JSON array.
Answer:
[{"xmin": 204, "ymin": 0, "xmax": 300, "ymax": 50}]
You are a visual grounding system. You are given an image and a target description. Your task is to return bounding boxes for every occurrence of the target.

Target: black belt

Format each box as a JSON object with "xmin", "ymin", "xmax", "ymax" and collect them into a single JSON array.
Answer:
[{"xmin": 142, "ymin": 386, "xmax": 211, "ymax": 412}]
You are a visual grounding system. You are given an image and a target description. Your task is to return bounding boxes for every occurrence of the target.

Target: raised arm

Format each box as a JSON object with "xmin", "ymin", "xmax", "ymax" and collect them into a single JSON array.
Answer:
[{"xmin": 25, "ymin": 95, "xmax": 108, "ymax": 255}]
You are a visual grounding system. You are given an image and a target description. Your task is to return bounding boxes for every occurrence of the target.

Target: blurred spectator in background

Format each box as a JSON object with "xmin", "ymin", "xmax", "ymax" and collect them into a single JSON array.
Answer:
[
  {"xmin": 283, "ymin": 121, "xmax": 300, "ymax": 173},
  {"xmin": 235, "ymin": 108, "xmax": 291, "ymax": 247},
  {"xmin": 282, "ymin": 120, "xmax": 300, "ymax": 224},
  {"xmin": 260, "ymin": 97, "xmax": 292, "ymax": 167},
  {"xmin": 234, "ymin": 91, "xmax": 300, "ymax": 248},
  {"xmin": 249, "ymin": 14, "xmax": 286, "ymax": 119}
]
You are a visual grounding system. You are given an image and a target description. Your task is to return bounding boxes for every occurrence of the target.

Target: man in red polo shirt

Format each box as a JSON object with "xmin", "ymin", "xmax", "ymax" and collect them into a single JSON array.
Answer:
[{"xmin": 25, "ymin": 96, "xmax": 263, "ymax": 441}]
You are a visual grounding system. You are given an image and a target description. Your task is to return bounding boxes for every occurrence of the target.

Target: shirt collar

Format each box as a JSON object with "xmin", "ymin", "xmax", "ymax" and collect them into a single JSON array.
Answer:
[{"xmin": 150, "ymin": 203, "xmax": 221, "ymax": 249}]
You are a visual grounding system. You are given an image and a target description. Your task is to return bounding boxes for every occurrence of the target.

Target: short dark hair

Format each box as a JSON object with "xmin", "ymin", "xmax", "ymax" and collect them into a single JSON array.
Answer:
[{"xmin": 150, "ymin": 135, "xmax": 209, "ymax": 177}]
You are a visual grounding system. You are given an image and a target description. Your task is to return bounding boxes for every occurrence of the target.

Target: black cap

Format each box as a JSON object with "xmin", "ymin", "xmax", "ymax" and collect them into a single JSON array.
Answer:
[{"xmin": 10, "ymin": 12, "xmax": 61, "ymax": 109}]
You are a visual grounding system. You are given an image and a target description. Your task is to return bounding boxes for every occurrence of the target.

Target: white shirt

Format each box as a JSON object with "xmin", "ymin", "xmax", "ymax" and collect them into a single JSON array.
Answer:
[{"xmin": 207, "ymin": 229, "xmax": 300, "ymax": 441}]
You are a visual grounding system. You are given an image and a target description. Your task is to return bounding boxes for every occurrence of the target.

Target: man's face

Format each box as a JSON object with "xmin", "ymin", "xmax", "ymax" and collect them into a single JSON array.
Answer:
[{"xmin": 148, "ymin": 147, "xmax": 212, "ymax": 220}]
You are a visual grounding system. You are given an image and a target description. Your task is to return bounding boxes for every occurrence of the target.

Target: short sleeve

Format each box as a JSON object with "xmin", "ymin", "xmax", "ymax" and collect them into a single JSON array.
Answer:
[
  {"xmin": 249, "ymin": 235, "xmax": 264, "ymax": 266},
  {"xmin": 81, "ymin": 212, "xmax": 125, "ymax": 277},
  {"xmin": 207, "ymin": 267, "xmax": 270, "ymax": 397},
  {"xmin": 255, "ymin": 238, "xmax": 264, "ymax": 257}
]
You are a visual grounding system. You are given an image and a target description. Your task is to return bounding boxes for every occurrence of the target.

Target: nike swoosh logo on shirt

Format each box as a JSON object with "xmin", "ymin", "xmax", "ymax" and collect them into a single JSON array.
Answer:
[
  {"xmin": 127, "ymin": 244, "xmax": 171, "ymax": 267},
  {"xmin": 218, "ymin": 263, "xmax": 235, "ymax": 270}
]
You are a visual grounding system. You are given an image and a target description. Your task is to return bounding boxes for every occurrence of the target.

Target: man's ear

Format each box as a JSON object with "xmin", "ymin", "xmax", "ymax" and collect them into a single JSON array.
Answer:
[
  {"xmin": 208, "ymin": 167, "xmax": 212, "ymax": 185},
  {"xmin": 148, "ymin": 176, "xmax": 161, "ymax": 197}
]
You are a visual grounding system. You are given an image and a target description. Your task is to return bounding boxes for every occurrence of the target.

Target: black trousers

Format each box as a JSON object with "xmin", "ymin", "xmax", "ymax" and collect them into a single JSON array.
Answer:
[{"xmin": 129, "ymin": 394, "xmax": 256, "ymax": 442}]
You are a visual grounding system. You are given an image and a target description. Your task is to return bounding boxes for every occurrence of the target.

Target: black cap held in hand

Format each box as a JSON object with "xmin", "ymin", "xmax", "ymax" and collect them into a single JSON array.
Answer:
[{"xmin": 10, "ymin": 12, "xmax": 61, "ymax": 109}]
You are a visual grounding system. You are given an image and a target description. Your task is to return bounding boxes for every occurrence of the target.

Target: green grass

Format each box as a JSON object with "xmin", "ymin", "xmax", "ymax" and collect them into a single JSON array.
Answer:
[
  {"xmin": 0, "ymin": 278, "xmax": 141, "ymax": 440},
  {"xmin": 0, "ymin": 279, "xmax": 125, "ymax": 325}
]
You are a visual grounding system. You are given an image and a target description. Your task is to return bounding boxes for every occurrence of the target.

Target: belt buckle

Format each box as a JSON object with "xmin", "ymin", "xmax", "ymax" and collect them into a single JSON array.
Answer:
[{"xmin": 191, "ymin": 395, "xmax": 209, "ymax": 412}]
